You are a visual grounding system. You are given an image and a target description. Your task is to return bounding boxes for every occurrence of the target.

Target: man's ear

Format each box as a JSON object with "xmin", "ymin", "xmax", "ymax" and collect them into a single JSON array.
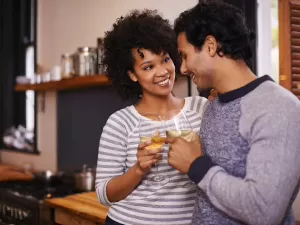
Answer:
[
  {"xmin": 204, "ymin": 35, "xmax": 218, "ymax": 57},
  {"xmin": 128, "ymin": 71, "xmax": 138, "ymax": 82}
]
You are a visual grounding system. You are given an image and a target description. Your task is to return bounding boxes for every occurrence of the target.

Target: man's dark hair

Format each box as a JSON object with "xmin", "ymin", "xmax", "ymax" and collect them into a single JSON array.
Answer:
[
  {"xmin": 103, "ymin": 9, "xmax": 180, "ymax": 100},
  {"xmin": 174, "ymin": 0, "xmax": 255, "ymax": 67}
]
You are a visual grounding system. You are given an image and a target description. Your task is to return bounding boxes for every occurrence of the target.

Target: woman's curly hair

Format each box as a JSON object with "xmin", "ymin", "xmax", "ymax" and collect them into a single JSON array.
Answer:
[
  {"xmin": 103, "ymin": 9, "xmax": 180, "ymax": 100},
  {"xmin": 174, "ymin": 0, "xmax": 255, "ymax": 68}
]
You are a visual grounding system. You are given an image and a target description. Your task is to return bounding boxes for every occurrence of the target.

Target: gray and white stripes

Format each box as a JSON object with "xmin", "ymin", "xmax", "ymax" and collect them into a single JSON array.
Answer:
[{"xmin": 96, "ymin": 96, "xmax": 207, "ymax": 225}]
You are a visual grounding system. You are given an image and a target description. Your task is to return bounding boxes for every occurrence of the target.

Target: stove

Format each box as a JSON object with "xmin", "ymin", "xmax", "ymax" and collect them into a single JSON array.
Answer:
[{"xmin": 0, "ymin": 180, "xmax": 80, "ymax": 225}]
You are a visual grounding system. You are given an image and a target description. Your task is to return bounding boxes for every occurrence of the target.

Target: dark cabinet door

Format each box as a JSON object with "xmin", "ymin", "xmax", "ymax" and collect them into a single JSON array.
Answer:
[
  {"xmin": 0, "ymin": 0, "xmax": 37, "ymax": 151},
  {"xmin": 224, "ymin": 0, "xmax": 257, "ymax": 73},
  {"xmin": 0, "ymin": 0, "xmax": 24, "ymax": 137}
]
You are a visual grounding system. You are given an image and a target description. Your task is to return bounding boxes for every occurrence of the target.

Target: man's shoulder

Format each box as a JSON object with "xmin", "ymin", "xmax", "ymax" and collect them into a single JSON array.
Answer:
[
  {"xmin": 242, "ymin": 81, "xmax": 300, "ymax": 115},
  {"xmin": 240, "ymin": 81, "xmax": 300, "ymax": 137}
]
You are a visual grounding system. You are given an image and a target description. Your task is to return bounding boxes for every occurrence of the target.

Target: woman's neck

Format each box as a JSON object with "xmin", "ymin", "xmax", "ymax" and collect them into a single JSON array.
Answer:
[{"xmin": 135, "ymin": 93, "xmax": 184, "ymax": 115}]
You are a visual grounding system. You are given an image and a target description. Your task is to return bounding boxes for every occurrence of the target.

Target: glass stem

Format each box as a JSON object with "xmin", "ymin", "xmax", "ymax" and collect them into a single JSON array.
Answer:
[{"xmin": 155, "ymin": 162, "xmax": 159, "ymax": 177}]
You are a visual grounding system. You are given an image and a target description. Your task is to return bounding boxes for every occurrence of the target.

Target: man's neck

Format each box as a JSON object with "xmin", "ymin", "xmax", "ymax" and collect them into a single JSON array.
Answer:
[{"xmin": 214, "ymin": 60, "xmax": 257, "ymax": 94}]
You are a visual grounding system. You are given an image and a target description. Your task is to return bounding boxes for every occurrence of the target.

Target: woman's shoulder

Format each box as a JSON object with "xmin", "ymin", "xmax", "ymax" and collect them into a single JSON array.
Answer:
[
  {"xmin": 105, "ymin": 105, "xmax": 139, "ymax": 128},
  {"xmin": 183, "ymin": 96, "xmax": 208, "ymax": 114}
]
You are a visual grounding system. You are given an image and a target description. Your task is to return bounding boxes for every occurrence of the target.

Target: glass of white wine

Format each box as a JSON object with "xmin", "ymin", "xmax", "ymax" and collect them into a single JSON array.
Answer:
[
  {"xmin": 165, "ymin": 109, "xmax": 196, "ymax": 187},
  {"xmin": 139, "ymin": 113, "xmax": 169, "ymax": 185}
]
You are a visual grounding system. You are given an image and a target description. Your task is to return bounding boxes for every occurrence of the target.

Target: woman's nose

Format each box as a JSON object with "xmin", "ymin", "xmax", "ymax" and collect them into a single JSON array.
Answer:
[{"xmin": 157, "ymin": 67, "xmax": 168, "ymax": 76}]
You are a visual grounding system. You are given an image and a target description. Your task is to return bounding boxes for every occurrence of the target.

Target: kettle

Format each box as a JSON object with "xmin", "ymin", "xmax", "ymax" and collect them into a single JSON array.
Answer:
[{"xmin": 75, "ymin": 164, "xmax": 95, "ymax": 192}]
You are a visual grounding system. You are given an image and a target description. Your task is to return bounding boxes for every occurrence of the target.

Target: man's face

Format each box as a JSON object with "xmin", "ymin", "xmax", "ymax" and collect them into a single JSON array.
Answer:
[{"xmin": 177, "ymin": 32, "xmax": 214, "ymax": 91}]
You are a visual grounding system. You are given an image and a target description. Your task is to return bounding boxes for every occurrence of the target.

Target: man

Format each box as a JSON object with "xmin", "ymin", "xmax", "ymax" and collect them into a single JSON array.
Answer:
[{"xmin": 166, "ymin": 1, "xmax": 300, "ymax": 225}]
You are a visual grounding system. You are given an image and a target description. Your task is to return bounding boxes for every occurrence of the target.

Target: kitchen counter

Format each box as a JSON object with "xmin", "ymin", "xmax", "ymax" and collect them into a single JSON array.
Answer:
[{"xmin": 44, "ymin": 192, "xmax": 109, "ymax": 225}]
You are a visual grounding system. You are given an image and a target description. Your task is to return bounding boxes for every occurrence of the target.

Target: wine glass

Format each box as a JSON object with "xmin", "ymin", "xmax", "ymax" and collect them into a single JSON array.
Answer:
[
  {"xmin": 164, "ymin": 109, "xmax": 197, "ymax": 187},
  {"xmin": 139, "ymin": 113, "xmax": 169, "ymax": 185}
]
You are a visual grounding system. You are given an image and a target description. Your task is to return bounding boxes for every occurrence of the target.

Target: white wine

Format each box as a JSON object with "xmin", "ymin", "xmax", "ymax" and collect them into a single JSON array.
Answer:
[
  {"xmin": 140, "ymin": 136, "xmax": 165, "ymax": 150},
  {"xmin": 166, "ymin": 130, "xmax": 195, "ymax": 142}
]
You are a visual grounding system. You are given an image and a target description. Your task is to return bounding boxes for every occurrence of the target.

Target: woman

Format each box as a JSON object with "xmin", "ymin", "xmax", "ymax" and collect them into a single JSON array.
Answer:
[{"xmin": 96, "ymin": 9, "xmax": 208, "ymax": 225}]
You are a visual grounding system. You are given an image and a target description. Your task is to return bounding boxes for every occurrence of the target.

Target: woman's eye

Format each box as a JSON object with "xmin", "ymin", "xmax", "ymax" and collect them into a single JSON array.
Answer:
[
  {"xmin": 143, "ymin": 65, "xmax": 152, "ymax": 71},
  {"xmin": 164, "ymin": 57, "xmax": 170, "ymax": 63}
]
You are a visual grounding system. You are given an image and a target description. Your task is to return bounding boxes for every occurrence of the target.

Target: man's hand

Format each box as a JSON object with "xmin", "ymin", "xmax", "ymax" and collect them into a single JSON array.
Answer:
[{"xmin": 166, "ymin": 135, "xmax": 202, "ymax": 174}]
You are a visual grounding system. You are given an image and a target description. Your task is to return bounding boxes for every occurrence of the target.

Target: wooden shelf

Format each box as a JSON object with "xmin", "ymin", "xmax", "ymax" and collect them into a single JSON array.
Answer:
[
  {"xmin": 0, "ymin": 148, "xmax": 40, "ymax": 155},
  {"xmin": 15, "ymin": 75, "xmax": 110, "ymax": 92}
]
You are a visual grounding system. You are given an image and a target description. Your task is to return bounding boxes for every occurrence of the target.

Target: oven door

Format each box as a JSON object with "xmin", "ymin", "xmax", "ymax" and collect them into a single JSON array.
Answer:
[
  {"xmin": 0, "ymin": 218, "xmax": 15, "ymax": 225},
  {"xmin": 0, "ymin": 191, "xmax": 38, "ymax": 225}
]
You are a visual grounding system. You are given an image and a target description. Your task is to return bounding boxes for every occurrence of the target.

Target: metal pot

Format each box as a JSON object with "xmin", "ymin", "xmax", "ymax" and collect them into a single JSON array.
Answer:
[
  {"xmin": 33, "ymin": 170, "xmax": 62, "ymax": 185},
  {"xmin": 33, "ymin": 170, "xmax": 74, "ymax": 186},
  {"xmin": 72, "ymin": 47, "xmax": 97, "ymax": 76},
  {"xmin": 74, "ymin": 164, "xmax": 95, "ymax": 192}
]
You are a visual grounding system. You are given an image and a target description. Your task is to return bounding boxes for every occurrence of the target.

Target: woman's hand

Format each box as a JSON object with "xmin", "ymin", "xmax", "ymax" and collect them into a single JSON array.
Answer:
[
  {"xmin": 135, "ymin": 141, "xmax": 162, "ymax": 176},
  {"xmin": 208, "ymin": 89, "xmax": 218, "ymax": 101}
]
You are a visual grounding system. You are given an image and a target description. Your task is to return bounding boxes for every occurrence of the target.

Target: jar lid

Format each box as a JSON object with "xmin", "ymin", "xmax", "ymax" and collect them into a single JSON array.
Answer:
[
  {"xmin": 61, "ymin": 53, "xmax": 71, "ymax": 58},
  {"xmin": 77, "ymin": 47, "xmax": 97, "ymax": 52}
]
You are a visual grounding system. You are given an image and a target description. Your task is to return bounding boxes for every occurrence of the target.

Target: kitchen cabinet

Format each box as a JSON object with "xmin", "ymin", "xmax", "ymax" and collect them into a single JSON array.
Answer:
[
  {"xmin": 55, "ymin": 208, "xmax": 101, "ymax": 225},
  {"xmin": 44, "ymin": 192, "xmax": 108, "ymax": 225}
]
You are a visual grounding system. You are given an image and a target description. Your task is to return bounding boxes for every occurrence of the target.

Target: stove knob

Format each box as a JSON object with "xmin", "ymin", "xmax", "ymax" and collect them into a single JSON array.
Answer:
[
  {"xmin": 6, "ymin": 206, "xmax": 11, "ymax": 216},
  {"xmin": 14, "ymin": 208, "xmax": 18, "ymax": 219},
  {"xmin": 11, "ymin": 208, "xmax": 14, "ymax": 218},
  {"xmin": 22, "ymin": 211, "xmax": 29, "ymax": 219},
  {"xmin": 18, "ymin": 210, "xmax": 23, "ymax": 220}
]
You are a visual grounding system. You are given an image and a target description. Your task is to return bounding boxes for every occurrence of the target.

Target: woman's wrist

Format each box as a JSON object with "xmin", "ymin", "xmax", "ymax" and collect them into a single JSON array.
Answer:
[{"xmin": 132, "ymin": 163, "xmax": 147, "ymax": 177}]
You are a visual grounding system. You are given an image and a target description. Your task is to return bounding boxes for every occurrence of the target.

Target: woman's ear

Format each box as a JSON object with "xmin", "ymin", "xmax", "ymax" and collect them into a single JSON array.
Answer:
[{"xmin": 128, "ymin": 71, "xmax": 138, "ymax": 82}]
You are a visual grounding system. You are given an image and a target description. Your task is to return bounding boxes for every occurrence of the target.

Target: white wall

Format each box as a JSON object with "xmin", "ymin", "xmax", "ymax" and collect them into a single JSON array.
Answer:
[
  {"xmin": 257, "ymin": 0, "xmax": 273, "ymax": 78},
  {"xmin": 0, "ymin": 0, "xmax": 197, "ymax": 171}
]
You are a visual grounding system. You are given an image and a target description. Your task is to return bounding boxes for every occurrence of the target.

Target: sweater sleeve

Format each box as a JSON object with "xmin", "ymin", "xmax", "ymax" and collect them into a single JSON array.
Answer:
[
  {"xmin": 189, "ymin": 106, "xmax": 300, "ymax": 225},
  {"xmin": 95, "ymin": 113, "xmax": 127, "ymax": 206}
]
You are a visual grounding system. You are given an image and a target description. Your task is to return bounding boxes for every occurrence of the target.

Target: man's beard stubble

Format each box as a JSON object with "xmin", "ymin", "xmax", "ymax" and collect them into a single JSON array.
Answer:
[
  {"xmin": 196, "ymin": 69, "xmax": 214, "ymax": 98},
  {"xmin": 197, "ymin": 87, "xmax": 212, "ymax": 93}
]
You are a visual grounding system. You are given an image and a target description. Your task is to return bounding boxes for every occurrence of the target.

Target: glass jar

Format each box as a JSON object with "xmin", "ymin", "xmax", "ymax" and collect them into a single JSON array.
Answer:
[
  {"xmin": 72, "ymin": 47, "xmax": 97, "ymax": 76},
  {"xmin": 60, "ymin": 53, "xmax": 73, "ymax": 79}
]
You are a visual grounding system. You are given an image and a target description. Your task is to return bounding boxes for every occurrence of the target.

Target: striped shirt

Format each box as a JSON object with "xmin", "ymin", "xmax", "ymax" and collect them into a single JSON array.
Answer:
[{"xmin": 96, "ymin": 96, "xmax": 207, "ymax": 225}]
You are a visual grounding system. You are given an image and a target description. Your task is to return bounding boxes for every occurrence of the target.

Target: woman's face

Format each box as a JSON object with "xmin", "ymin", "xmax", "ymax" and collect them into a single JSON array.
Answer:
[{"xmin": 129, "ymin": 48, "xmax": 176, "ymax": 98}]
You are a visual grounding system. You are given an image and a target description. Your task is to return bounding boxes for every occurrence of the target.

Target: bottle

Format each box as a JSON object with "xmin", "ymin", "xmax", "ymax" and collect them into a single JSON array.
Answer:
[{"xmin": 97, "ymin": 38, "xmax": 106, "ymax": 74}]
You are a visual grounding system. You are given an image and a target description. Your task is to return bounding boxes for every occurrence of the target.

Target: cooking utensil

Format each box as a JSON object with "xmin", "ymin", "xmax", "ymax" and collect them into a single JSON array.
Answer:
[
  {"xmin": 74, "ymin": 164, "xmax": 95, "ymax": 192},
  {"xmin": 33, "ymin": 170, "xmax": 75, "ymax": 186},
  {"xmin": 33, "ymin": 170, "xmax": 60, "ymax": 185},
  {"xmin": 72, "ymin": 47, "xmax": 97, "ymax": 76}
]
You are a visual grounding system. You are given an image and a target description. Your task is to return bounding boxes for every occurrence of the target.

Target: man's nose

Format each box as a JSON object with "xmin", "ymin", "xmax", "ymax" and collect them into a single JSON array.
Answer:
[{"xmin": 180, "ymin": 61, "xmax": 188, "ymax": 76}]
